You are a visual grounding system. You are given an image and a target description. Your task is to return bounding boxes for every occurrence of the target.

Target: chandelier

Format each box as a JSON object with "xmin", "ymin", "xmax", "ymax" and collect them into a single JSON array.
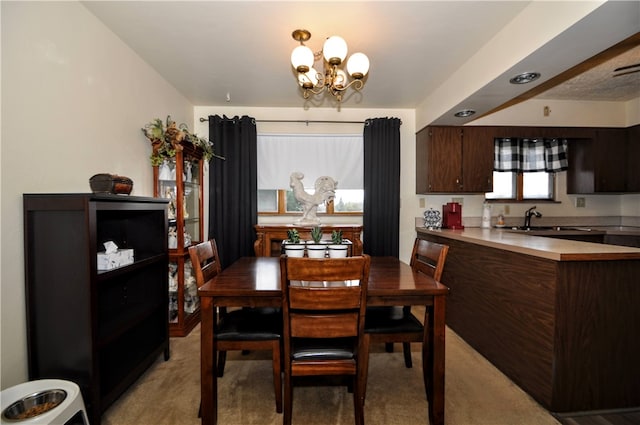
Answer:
[{"xmin": 290, "ymin": 29, "xmax": 370, "ymax": 103}]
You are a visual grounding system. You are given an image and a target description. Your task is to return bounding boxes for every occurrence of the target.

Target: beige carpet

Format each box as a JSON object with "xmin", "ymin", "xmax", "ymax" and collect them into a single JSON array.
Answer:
[{"xmin": 102, "ymin": 321, "xmax": 560, "ymax": 425}]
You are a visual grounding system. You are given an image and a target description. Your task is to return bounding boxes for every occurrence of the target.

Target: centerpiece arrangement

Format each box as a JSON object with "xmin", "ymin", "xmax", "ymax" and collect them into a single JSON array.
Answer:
[{"xmin": 141, "ymin": 115, "xmax": 223, "ymax": 165}]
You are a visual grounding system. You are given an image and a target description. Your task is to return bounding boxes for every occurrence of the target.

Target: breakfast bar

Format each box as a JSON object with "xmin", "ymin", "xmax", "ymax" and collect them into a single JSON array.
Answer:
[{"xmin": 417, "ymin": 227, "xmax": 640, "ymax": 414}]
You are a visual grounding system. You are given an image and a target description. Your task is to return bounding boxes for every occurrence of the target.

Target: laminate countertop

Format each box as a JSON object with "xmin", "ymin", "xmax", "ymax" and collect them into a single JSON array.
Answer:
[{"xmin": 416, "ymin": 227, "xmax": 640, "ymax": 261}]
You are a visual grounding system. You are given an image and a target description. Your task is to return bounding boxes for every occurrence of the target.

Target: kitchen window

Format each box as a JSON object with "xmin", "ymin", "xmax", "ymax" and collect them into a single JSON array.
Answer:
[
  {"xmin": 486, "ymin": 171, "xmax": 555, "ymax": 201},
  {"xmin": 486, "ymin": 137, "xmax": 567, "ymax": 201},
  {"xmin": 257, "ymin": 134, "xmax": 364, "ymax": 215}
]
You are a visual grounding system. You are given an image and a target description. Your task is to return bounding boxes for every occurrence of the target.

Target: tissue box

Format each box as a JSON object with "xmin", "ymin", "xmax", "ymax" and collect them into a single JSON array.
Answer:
[{"xmin": 97, "ymin": 249, "xmax": 134, "ymax": 270}]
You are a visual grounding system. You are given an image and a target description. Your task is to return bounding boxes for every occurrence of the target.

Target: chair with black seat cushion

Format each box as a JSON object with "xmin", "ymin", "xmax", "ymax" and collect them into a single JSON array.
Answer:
[
  {"xmin": 189, "ymin": 239, "xmax": 282, "ymax": 414},
  {"xmin": 363, "ymin": 237, "xmax": 449, "ymax": 370},
  {"xmin": 280, "ymin": 254, "xmax": 370, "ymax": 425}
]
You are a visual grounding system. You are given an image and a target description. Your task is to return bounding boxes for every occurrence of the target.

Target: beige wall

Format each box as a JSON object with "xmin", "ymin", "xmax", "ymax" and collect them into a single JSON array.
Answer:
[{"xmin": 1, "ymin": 2, "xmax": 193, "ymax": 388}]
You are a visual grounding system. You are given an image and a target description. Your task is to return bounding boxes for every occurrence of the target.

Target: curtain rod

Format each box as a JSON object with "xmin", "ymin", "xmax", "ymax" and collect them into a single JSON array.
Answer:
[
  {"xmin": 199, "ymin": 117, "xmax": 367, "ymax": 125},
  {"xmin": 199, "ymin": 117, "xmax": 402, "ymax": 125}
]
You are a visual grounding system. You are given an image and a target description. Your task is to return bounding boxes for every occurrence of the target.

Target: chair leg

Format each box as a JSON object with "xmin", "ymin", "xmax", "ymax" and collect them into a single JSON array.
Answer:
[
  {"xmin": 272, "ymin": 341, "xmax": 283, "ymax": 413},
  {"xmin": 353, "ymin": 375, "xmax": 365, "ymax": 425},
  {"xmin": 283, "ymin": 370, "xmax": 293, "ymax": 425},
  {"xmin": 360, "ymin": 334, "xmax": 371, "ymax": 404},
  {"xmin": 217, "ymin": 351, "xmax": 227, "ymax": 377},
  {"xmin": 402, "ymin": 342, "xmax": 413, "ymax": 368}
]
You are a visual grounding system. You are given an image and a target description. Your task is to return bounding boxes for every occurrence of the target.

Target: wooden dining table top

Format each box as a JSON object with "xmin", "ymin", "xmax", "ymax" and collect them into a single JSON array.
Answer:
[{"xmin": 198, "ymin": 255, "xmax": 450, "ymax": 299}]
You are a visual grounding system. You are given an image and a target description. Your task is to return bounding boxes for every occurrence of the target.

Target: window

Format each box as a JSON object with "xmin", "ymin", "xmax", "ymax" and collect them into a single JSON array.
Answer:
[
  {"xmin": 487, "ymin": 137, "xmax": 567, "ymax": 201},
  {"xmin": 486, "ymin": 171, "xmax": 555, "ymax": 200},
  {"xmin": 257, "ymin": 134, "xmax": 364, "ymax": 214}
]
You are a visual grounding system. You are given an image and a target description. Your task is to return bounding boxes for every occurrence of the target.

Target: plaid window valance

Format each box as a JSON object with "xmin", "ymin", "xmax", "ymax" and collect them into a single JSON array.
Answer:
[{"xmin": 494, "ymin": 138, "xmax": 568, "ymax": 172}]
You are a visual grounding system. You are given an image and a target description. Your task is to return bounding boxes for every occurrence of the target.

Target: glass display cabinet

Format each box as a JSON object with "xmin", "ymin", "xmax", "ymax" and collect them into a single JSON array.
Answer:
[{"xmin": 154, "ymin": 142, "xmax": 204, "ymax": 337}]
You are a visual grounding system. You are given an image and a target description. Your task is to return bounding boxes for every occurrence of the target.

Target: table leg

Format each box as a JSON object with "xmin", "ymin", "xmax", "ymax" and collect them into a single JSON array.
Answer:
[
  {"xmin": 429, "ymin": 296, "xmax": 446, "ymax": 425},
  {"xmin": 201, "ymin": 297, "xmax": 216, "ymax": 425}
]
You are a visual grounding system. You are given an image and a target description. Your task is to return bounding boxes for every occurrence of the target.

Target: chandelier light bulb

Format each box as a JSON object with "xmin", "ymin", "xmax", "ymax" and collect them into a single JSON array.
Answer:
[
  {"xmin": 291, "ymin": 45, "xmax": 314, "ymax": 73},
  {"xmin": 298, "ymin": 67, "xmax": 319, "ymax": 88},
  {"xmin": 346, "ymin": 52, "xmax": 370, "ymax": 79},
  {"xmin": 333, "ymin": 69, "xmax": 348, "ymax": 89},
  {"xmin": 323, "ymin": 36, "xmax": 348, "ymax": 65}
]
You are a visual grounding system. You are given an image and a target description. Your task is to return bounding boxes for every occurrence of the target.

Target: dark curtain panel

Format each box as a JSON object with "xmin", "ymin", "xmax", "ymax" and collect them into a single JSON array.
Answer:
[
  {"xmin": 208, "ymin": 115, "xmax": 257, "ymax": 268},
  {"xmin": 363, "ymin": 117, "xmax": 401, "ymax": 257}
]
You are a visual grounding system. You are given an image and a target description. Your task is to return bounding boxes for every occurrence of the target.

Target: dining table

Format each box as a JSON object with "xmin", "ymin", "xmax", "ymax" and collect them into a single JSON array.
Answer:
[{"xmin": 198, "ymin": 256, "xmax": 450, "ymax": 425}]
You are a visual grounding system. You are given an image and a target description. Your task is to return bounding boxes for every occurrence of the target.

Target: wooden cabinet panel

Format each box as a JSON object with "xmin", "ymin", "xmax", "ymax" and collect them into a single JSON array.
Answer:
[
  {"xmin": 416, "ymin": 126, "xmax": 462, "ymax": 193},
  {"xmin": 461, "ymin": 127, "xmax": 494, "ymax": 192},
  {"xmin": 594, "ymin": 128, "xmax": 627, "ymax": 192},
  {"xmin": 416, "ymin": 126, "xmax": 494, "ymax": 194},
  {"xmin": 626, "ymin": 124, "xmax": 640, "ymax": 192},
  {"xmin": 567, "ymin": 128, "xmax": 631, "ymax": 194}
]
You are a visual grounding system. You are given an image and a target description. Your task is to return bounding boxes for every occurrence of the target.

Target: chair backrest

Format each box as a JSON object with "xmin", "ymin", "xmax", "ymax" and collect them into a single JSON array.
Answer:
[
  {"xmin": 409, "ymin": 238, "xmax": 449, "ymax": 281},
  {"xmin": 280, "ymin": 255, "xmax": 370, "ymax": 340},
  {"xmin": 188, "ymin": 239, "xmax": 222, "ymax": 287}
]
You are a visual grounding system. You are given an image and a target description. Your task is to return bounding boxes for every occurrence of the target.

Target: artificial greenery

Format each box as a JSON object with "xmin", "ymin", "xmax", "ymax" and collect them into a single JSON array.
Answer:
[
  {"xmin": 310, "ymin": 226, "xmax": 323, "ymax": 243},
  {"xmin": 141, "ymin": 115, "xmax": 221, "ymax": 166},
  {"xmin": 331, "ymin": 229, "xmax": 343, "ymax": 244},
  {"xmin": 286, "ymin": 228, "xmax": 301, "ymax": 244}
]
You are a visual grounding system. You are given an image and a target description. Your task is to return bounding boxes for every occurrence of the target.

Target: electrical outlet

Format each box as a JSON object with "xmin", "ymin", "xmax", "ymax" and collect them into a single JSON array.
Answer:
[
  {"xmin": 576, "ymin": 197, "xmax": 586, "ymax": 208},
  {"xmin": 452, "ymin": 197, "xmax": 464, "ymax": 206},
  {"xmin": 504, "ymin": 205, "xmax": 510, "ymax": 215},
  {"xmin": 419, "ymin": 198, "xmax": 425, "ymax": 208}
]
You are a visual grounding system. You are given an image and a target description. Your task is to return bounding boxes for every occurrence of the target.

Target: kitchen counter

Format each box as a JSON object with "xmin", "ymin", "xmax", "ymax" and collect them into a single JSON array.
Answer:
[
  {"xmin": 417, "ymin": 227, "xmax": 640, "ymax": 414},
  {"xmin": 416, "ymin": 227, "xmax": 640, "ymax": 261}
]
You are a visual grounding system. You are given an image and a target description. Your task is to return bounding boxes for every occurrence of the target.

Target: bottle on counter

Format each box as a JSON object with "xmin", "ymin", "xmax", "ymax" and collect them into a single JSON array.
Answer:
[{"xmin": 481, "ymin": 202, "xmax": 492, "ymax": 228}]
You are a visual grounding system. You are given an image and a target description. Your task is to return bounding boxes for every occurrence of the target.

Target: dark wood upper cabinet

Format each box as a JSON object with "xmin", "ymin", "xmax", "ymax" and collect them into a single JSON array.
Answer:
[
  {"xmin": 626, "ymin": 124, "xmax": 640, "ymax": 192},
  {"xmin": 567, "ymin": 128, "xmax": 633, "ymax": 194},
  {"xmin": 460, "ymin": 127, "xmax": 495, "ymax": 193},
  {"xmin": 416, "ymin": 126, "xmax": 493, "ymax": 194},
  {"xmin": 416, "ymin": 124, "xmax": 638, "ymax": 195}
]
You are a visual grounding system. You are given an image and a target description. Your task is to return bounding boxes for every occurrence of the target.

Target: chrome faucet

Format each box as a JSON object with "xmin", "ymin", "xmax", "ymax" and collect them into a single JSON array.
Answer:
[{"xmin": 523, "ymin": 206, "xmax": 542, "ymax": 229}]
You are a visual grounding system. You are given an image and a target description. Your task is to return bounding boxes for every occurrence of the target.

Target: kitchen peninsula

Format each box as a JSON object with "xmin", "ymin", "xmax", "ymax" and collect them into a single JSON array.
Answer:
[{"xmin": 417, "ymin": 227, "xmax": 640, "ymax": 414}]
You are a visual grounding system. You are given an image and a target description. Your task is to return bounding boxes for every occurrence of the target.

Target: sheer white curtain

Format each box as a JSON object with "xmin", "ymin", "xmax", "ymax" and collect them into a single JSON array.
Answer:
[{"xmin": 257, "ymin": 134, "xmax": 363, "ymax": 190}]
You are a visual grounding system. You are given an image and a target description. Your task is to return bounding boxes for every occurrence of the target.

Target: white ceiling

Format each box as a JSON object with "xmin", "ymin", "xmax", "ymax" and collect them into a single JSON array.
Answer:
[{"xmin": 82, "ymin": 1, "xmax": 640, "ymax": 125}]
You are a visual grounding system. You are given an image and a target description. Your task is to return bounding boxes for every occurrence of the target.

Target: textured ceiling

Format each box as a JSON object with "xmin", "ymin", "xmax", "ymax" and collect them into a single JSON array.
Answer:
[{"xmin": 538, "ymin": 45, "xmax": 640, "ymax": 101}]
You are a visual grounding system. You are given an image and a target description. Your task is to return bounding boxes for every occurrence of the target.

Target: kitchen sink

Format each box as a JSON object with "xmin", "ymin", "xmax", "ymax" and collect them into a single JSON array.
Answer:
[{"xmin": 510, "ymin": 226, "xmax": 585, "ymax": 231}]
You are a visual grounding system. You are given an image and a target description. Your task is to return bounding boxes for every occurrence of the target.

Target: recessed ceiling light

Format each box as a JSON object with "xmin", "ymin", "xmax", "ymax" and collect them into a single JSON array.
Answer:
[
  {"xmin": 510, "ymin": 72, "xmax": 541, "ymax": 84},
  {"xmin": 454, "ymin": 109, "xmax": 476, "ymax": 118}
]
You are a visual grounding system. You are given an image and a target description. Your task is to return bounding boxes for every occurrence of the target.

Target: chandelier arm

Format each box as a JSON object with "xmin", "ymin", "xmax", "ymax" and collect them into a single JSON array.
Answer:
[
  {"xmin": 302, "ymin": 85, "xmax": 327, "ymax": 97},
  {"xmin": 331, "ymin": 79, "xmax": 365, "ymax": 93}
]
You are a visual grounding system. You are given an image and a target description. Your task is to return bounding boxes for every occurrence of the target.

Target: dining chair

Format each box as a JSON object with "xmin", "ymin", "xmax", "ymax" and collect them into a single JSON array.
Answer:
[
  {"xmin": 280, "ymin": 254, "xmax": 371, "ymax": 425},
  {"xmin": 363, "ymin": 238, "xmax": 449, "ymax": 369},
  {"xmin": 189, "ymin": 239, "xmax": 283, "ymax": 414}
]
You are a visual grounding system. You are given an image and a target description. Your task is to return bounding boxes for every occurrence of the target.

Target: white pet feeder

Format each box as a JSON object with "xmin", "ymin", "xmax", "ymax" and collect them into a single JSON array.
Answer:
[{"xmin": 1, "ymin": 379, "xmax": 89, "ymax": 425}]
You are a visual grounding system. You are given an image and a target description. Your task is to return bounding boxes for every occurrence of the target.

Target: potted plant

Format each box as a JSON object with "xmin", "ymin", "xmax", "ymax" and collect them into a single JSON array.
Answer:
[
  {"xmin": 328, "ymin": 230, "xmax": 348, "ymax": 258},
  {"xmin": 142, "ymin": 115, "xmax": 223, "ymax": 166},
  {"xmin": 283, "ymin": 228, "xmax": 305, "ymax": 257},
  {"xmin": 306, "ymin": 226, "xmax": 327, "ymax": 258}
]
